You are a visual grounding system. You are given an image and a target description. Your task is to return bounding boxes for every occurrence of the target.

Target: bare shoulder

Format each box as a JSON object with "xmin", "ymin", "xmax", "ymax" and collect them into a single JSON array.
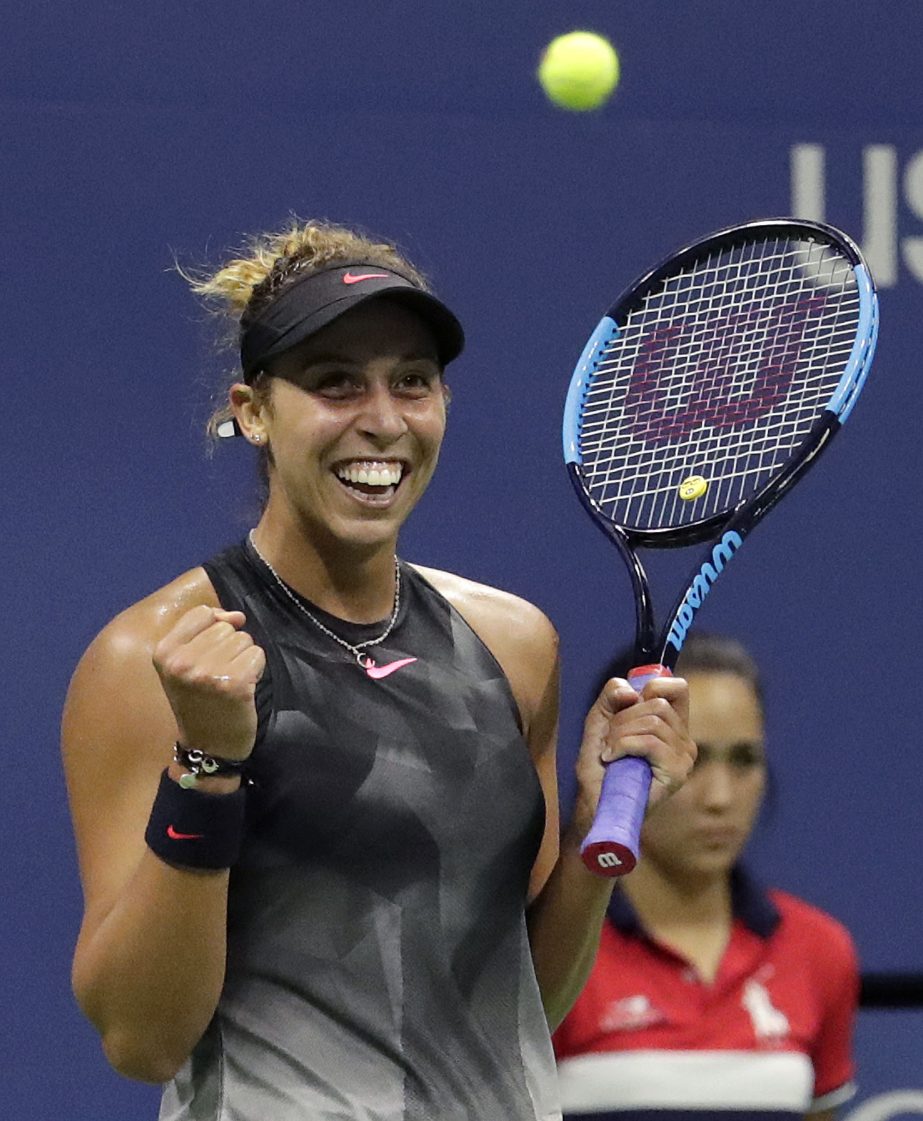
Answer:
[
  {"xmin": 411, "ymin": 564, "xmax": 558, "ymax": 655},
  {"xmin": 76, "ymin": 567, "xmax": 218, "ymax": 671},
  {"xmin": 410, "ymin": 564, "xmax": 559, "ymax": 736},
  {"xmin": 62, "ymin": 567, "xmax": 219, "ymax": 762}
]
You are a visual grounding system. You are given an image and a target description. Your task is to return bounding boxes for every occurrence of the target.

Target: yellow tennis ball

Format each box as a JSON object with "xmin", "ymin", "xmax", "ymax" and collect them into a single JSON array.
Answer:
[
  {"xmin": 679, "ymin": 475, "xmax": 708, "ymax": 501},
  {"xmin": 538, "ymin": 31, "xmax": 620, "ymax": 111}
]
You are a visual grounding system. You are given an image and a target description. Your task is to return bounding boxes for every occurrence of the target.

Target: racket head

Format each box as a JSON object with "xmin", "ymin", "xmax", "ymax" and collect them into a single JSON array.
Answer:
[
  {"xmin": 563, "ymin": 218, "xmax": 878, "ymax": 548},
  {"xmin": 565, "ymin": 219, "xmax": 878, "ymax": 877}
]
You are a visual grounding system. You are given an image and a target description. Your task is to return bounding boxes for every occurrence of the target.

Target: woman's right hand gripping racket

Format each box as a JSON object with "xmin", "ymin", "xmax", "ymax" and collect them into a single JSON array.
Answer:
[{"xmin": 563, "ymin": 218, "xmax": 879, "ymax": 877}]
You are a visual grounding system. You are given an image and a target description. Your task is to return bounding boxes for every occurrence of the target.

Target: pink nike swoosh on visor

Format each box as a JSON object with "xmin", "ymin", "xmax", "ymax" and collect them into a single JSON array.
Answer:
[{"xmin": 342, "ymin": 272, "xmax": 391, "ymax": 285}]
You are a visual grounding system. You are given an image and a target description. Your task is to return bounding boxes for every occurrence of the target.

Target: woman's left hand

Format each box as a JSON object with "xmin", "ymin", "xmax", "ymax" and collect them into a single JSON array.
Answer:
[{"xmin": 571, "ymin": 675, "xmax": 697, "ymax": 838}]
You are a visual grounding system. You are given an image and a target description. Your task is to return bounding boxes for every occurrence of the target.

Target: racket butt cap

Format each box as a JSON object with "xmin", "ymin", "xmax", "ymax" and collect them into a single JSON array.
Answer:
[{"xmin": 580, "ymin": 841, "xmax": 637, "ymax": 877}]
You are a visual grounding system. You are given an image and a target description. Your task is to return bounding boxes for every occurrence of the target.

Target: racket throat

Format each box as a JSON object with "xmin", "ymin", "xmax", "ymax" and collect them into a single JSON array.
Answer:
[{"xmin": 664, "ymin": 530, "xmax": 744, "ymax": 655}]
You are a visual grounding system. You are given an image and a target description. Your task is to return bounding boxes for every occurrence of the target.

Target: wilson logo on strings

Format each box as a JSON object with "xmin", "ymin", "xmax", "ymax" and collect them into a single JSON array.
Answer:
[
  {"xmin": 666, "ymin": 531, "xmax": 743, "ymax": 652},
  {"xmin": 624, "ymin": 296, "xmax": 826, "ymax": 446}
]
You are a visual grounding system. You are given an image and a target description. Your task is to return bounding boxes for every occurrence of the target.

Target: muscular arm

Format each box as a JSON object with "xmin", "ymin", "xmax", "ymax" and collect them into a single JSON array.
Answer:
[
  {"xmin": 512, "ymin": 619, "xmax": 620, "ymax": 1031},
  {"xmin": 526, "ymin": 671, "xmax": 694, "ymax": 1028},
  {"xmin": 62, "ymin": 573, "xmax": 261, "ymax": 1082}
]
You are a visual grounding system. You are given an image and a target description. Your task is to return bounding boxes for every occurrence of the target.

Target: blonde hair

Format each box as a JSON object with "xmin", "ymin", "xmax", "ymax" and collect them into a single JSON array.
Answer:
[{"xmin": 186, "ymin": 218, "xmax": 431, "ymax": 438}]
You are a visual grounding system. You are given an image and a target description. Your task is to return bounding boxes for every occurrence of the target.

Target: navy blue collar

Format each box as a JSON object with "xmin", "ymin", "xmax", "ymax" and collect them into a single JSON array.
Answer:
[{"xmin": 607, "ymin": 865, "xmax": 781, "ymax": 940}]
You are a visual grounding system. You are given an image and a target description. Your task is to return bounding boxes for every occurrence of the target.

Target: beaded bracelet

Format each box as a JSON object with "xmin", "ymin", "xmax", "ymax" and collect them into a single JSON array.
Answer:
[{"xmin": 173, "ymin": 743, "xmax": 248, "ymax": 789}]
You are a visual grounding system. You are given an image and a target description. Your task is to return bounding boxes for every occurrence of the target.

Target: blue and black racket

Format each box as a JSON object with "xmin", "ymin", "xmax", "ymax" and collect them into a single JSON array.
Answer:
[{"xmin": 563, "ymin": 218, "xmax": 878, "ymax": 877}]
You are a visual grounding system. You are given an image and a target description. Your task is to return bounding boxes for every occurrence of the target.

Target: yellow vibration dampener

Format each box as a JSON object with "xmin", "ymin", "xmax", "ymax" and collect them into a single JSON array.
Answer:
[{"xmin": 679, "ymin": 475, "xmax": 708, "ymax": 501}]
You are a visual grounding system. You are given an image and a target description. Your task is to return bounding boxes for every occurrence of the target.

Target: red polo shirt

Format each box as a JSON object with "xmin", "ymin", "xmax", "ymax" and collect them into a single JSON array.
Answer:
[{"xmin": 553, "ymin": 869, "xmax": 858, "ymax": 1121}]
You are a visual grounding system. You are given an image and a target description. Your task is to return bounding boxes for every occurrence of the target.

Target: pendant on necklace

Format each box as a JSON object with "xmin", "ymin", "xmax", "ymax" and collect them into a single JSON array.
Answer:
[{"xmin": 361, "ymin": 655, "xmax": 419, "ymax": 680}]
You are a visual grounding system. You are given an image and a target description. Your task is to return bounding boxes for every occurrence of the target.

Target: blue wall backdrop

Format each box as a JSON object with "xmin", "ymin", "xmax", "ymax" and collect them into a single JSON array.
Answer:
[{"xmin": 3, "ymin": 2, "xmax": 920, "ymax": 1117}]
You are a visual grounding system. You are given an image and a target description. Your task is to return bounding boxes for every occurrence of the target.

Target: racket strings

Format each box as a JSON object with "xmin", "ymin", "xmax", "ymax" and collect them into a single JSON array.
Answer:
[{"xmin": 579, "ymin": 237, "xmax": 861, "ymax": 531}]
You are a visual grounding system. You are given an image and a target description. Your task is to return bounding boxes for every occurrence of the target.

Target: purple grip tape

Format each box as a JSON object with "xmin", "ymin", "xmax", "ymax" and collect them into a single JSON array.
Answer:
[{"xmin": 580, "ymin": 665, "xmax": 671, "ymax": 877}]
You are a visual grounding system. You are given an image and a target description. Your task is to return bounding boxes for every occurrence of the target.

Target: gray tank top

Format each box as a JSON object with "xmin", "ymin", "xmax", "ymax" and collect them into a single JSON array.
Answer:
[{"xmin": 157, "ymin": 539, "xmax": 562, "ymax": 1121}]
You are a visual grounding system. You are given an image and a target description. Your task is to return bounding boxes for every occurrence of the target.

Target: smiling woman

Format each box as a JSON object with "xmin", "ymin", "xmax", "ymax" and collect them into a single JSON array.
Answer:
[
  {"xmin": 232, "ymin": 298, "xmax": 451, "ymax": 565},
  {"xmin": 60, "ymin": 217, "xmax": 697, "ymax": 1121}
]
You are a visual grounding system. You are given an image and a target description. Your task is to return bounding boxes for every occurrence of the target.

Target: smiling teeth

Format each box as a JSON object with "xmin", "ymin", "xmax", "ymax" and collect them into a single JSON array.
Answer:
[{"xmin": 335, "ymin": 461, "xmax": 403, "ymax": 486}]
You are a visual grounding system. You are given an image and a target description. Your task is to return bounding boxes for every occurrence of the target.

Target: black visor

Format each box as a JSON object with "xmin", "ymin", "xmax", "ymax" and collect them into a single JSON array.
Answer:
[{"xmin": 239, "ymin": 262, "xmax": 465, "ymax": 382}]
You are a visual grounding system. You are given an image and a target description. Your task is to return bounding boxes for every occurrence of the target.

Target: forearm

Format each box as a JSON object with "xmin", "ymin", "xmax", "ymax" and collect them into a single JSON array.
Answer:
[
  {"xmin": 526, "ymin": 814, "xmax": 615, "ymax": 1031},
  {"xmin": 528, "ymin": 675, "xmax": 695, "ymax": 1029},
  {"xmin": 72, "ymin": 772, "xmax": 239, "ymax": 1082},
  {"xmin": 74, "ymin": 848, "xmax": 230, "ymax": 1082}
]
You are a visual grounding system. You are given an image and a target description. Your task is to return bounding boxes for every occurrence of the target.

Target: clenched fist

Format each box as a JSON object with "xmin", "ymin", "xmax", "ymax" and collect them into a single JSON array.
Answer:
[
  {"xmin": 152, "ymin": 605, "xmax": 265, "ymax": 761},
  {"xmin": 572, "ymin": 676, "xmax": 696, "ymax": 839}
]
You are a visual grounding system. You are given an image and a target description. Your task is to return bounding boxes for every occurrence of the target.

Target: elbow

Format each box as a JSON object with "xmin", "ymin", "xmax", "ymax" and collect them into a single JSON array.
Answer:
[
  {"xmin": 73, "ymin": 971, "xmax": 189, "ymax": 1085},
  {"xmin": 101, "ymin": 1028, "xmax": 186, "ymax": 1084},
  {"xmin": 71, "ymin": 944, "xmax": 210, "ymax": 1083}
]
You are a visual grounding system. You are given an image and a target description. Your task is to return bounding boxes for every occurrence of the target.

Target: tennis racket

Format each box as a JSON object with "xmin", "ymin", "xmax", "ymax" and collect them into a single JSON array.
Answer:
[{"xmin": 563, "ymin": 218, "xmax": 878, "ymax": 877}]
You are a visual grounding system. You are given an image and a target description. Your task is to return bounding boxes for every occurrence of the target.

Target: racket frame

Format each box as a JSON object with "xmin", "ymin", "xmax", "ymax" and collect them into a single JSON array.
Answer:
[
  {"xmin": 562, "ymin": 217, "xmax": 879, "ymax": 873},
  {"xmin": 564, "ymin": 217, "xmax": 878, "ymax": 667}
]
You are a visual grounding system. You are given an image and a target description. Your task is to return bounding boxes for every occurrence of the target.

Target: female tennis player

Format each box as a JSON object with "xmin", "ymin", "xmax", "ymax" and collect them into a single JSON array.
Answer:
[
  {"xmin": 61, "ymin": 219, "xmax": 695, "ymax": 1121},
  {"xmin": 554, "ymin": 633, "xmax": 859, "ymax": 1121}
]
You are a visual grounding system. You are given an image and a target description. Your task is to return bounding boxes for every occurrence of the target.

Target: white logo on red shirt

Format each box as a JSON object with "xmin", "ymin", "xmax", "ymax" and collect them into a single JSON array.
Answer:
[
  {"xmin": 600, "ymin": 995, "xmax": 667, "ymax": 1032},
  {"xmin": 742, "ymin": 979, "xmax": 790, "ymax": 1042}
]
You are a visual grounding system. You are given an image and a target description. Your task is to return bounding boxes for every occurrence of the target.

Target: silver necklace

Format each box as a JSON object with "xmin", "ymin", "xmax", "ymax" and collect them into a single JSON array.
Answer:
[{"xmin": 248, "ymin": 531, "xmax": 404, "ymax": 673}]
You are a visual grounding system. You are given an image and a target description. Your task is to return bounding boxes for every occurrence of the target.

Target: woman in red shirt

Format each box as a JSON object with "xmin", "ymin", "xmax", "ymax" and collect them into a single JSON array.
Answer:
[{"xmin": 554, "ymin": 633, "xmax": 859, "ymax": 1121}]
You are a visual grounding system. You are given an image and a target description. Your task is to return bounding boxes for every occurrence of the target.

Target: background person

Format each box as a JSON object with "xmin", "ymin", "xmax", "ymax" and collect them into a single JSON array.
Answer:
[{"xmin": 553, "ymin": 633, "xmax": 859, "ymax": 1121}]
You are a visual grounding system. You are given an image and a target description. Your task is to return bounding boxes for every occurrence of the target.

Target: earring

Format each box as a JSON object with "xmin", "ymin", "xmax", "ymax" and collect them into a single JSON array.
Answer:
[{"xmin": 252, "ymin": 433, "xmax": 262, "ymax": 444}]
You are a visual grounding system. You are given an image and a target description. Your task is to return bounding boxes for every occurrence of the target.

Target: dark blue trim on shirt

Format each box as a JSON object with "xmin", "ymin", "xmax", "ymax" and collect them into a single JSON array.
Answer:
[{"xmin": 607, "ymin": 866, "xmax": 781, "ymax": 940}]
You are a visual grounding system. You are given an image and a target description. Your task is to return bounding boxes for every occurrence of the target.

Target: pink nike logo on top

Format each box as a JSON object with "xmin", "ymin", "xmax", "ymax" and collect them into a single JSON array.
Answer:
[
  {"xmin": 362, "ymin": 657, "xmax": 418, "ymax": 679},
  {"xmin": 343, "ymin": 271, "xmax": 390, "ymax": 285}
]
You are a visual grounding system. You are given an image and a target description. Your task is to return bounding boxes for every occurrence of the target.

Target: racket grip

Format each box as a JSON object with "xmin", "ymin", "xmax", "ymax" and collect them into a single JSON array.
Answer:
[{"xmin": 580, "ymin": 665, "xmax": 672, "ymax": 877}]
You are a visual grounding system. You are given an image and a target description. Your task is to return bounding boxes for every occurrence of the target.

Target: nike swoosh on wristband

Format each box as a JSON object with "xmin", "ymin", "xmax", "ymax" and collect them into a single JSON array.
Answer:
[
  {"xmin": 342, "ymin": 272, "xmax": 391, "ymax": 285},
  {"xmin": 167, "ymin": 824, "xmax": 205, "ymax": 840},
  {"xmin": 364, "ymin": 657, "xmax": 418, "ymax": 679}
]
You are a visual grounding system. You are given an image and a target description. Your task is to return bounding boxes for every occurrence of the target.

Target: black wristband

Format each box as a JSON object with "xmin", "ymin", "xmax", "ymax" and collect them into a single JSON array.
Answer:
[{"xmin": 145, "ymin": 769, "xmax": 246, "ymax": 870}]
